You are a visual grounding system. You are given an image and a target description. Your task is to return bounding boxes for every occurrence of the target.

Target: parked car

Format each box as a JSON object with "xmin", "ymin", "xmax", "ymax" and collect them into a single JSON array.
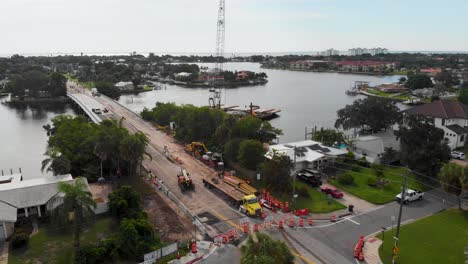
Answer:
[
  {"xmin": 320, "ymin": 186, "xmax": 344, "ymax": 198},
  {"xmin": 395, "ymin": 189, "xmax": 424, "ymax": 204},
  {"xmin": 92, "ymin": 108, "xmax": 102, "ymax": 114},
  {"xmin": 451, "ymin": 151, "xmax": 465, "ymax": 160},
  {"xmin": 296, "ymin": 169, "xmax": 322, "ymax": 187}
]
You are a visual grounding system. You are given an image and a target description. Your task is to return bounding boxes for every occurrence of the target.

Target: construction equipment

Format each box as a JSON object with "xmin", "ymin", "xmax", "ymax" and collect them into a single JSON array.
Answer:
[
  {"xmin": 177, "ymin": 168, "xmax": 194, "ymax": 192},
  {"xmin": 208, "ymin": 0, "xmax": 225, "ymax": 109},
  {"xmin": 239, "ymin": 194, "xmax": 262, "ymax": 217},
  {"xmin": 185, "ymin": 142, "xmax": 209, "ymax": 159}
]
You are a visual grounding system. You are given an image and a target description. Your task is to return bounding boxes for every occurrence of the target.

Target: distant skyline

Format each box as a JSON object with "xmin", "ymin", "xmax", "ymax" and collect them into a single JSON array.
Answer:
[{"xmin": 1, "ymin": 0, "xmax": 468, "ymax": 55}]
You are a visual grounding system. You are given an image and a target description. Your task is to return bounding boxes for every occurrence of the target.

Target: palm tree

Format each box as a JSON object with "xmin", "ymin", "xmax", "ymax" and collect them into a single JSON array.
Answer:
[
  {"xmin": 53, "ymin": 177, "xmax": 96, "ymax": 258},
  {"xmin": 41, "ymin": 148, "xmax": 71, "ymax": 175},
  {"xmin": 119, "ymin": 132, "xmax": 150, "ymax": 177}
]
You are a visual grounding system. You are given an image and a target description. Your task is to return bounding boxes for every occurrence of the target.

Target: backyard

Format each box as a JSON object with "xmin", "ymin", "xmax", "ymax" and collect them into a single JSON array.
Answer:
[
  {"xmin": 330, "ymin": 165, "xmax": 426, "ymax": 204},
  {"xmin": 9, "ymin": 216, "xmax": 118, "ymax": 264},
  {"xmin": 377, "ymin": 209, "xmax": 468, "ymax": 264}
]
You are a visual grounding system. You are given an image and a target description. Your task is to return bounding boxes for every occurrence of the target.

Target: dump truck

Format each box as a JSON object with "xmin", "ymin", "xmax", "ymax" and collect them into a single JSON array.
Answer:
[{"xmin": 177, "ymin": 169, "xmax": 194, "ymax": 192}]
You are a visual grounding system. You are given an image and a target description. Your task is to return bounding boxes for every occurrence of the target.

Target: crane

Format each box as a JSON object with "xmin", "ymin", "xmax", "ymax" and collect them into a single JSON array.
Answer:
[{"xmin": 209, "ymin": 0, "xmax": 225, "ymax": 109}]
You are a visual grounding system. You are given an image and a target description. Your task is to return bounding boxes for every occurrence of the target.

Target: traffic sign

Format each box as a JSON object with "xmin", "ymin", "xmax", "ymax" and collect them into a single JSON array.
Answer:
[{"xmin": 392, "ymin": 245, "xmax": 399, "ymax": 254}]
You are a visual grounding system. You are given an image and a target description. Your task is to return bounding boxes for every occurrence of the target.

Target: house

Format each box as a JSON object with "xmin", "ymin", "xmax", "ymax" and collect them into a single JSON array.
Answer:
[
  {"xmin": 266, "ymin": 140, "xmax": 347, "ymax": 173},
  {"xmin": 374, "ymin": 83, "xmax": 408, "ymax": 93},
  {"xmin": 350, "ymin": 131, "xmax": 401, "ymax": 163},
  {"xmin": 175, "ymin": 72, "xmax": 192, "ymax": 81},
  {"xmin": 334, "ymin": 61, "xmax": 397, "ymax": 72},
  {"xmin": 420, "ymin": 68, "xmax": 442, "ymax": 77},
  {"xmin": 0, "ymin": 174, "xmax": 80, "ymax": 241},
  {"xmin": 236, "ymin": 71, "xmax": 250, "ymax": 80},
  {"xmin": 114, "ymin": 81, "xmax": 134, "ymax": 91},
  {"xmin": 405, "ymin": 100, "xmax": 468, "ymax": 149},
  {"xmin": 412, "ymin": 88, "xmax": 435, "ymax": 98}
]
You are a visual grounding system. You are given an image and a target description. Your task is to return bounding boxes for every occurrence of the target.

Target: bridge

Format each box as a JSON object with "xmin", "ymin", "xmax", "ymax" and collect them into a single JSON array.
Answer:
[{"xmin": 67, "ymin": 92, "xmax": 103, "ymax": 124}]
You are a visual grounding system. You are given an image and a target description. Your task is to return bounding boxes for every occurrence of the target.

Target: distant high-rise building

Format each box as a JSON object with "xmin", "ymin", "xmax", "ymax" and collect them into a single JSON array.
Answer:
[
  {"xmin": 319, "ymin": 48, "xmax": 340, "ymax": 56},
  {"xmin": 348, "ymin": 47, "xmax": 388, "ymax": 56}
]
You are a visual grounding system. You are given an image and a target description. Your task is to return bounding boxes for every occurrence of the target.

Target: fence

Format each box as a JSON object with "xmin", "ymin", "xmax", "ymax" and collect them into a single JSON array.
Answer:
[{"xmin": 142, "ymin": 242, "xmax": 178, "ymax": 263}]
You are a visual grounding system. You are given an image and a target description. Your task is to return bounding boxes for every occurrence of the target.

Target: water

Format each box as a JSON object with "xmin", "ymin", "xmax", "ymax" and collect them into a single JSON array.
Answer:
[
  {"xmin": 118, "ymin": 62, "xmax": 401, "ymax": 143},
  {"xmin": 0, "ymin": 98, "xmax": 75, "ymax": 179}
]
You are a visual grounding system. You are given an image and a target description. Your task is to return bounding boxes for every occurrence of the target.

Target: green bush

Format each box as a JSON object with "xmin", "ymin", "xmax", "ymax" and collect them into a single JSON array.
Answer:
[
  {"xmin": 367, "ymin": 177, "xmax": 378, "ymax": 187},
  {"xmin": 76, "ymin": 244, "xmax": 107, "ymax": 264},
  {"xmin": 351, "ymin": 165, "xmax": 361, "ymax": 172},
  {"xmin": 296, "ymin": 186, "xmax": 309, "ymax": 198},
  {"xmin": 11, "ymin": 232, "xmax": 29, "ymax": 249},
  {"xmin": 357, "ymin": 157, "xmax": 370, "ymax": 167},
  {"xmin": 337, "ymin": 173, "xmax": 355, "ymax": 185}
]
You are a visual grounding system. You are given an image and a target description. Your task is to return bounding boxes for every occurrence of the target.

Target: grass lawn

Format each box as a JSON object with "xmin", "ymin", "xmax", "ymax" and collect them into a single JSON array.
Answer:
[
  {"xmin": 294, "ymin": 182, "xmax": 347, "ymax": 213},
  {"xmin": 377, "ymin": 209, "xmax": 468, "ymax": 264},
  {"xmin": 366, "ymin": 89, "xmax": 412, "ymax": 101},
  {"xmin": 9, "ymin": 216, "xmax": 118, "ymax": 264},
  {"xmin": 330, "ymin": 165, "xmax": 426, "ymax": 204}
]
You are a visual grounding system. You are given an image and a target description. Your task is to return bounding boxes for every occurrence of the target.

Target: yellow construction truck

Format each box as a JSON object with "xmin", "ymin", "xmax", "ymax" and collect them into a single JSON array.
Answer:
[{"xmin": 239, "ymin": 194, "xmax": 262, "ymax": 217}]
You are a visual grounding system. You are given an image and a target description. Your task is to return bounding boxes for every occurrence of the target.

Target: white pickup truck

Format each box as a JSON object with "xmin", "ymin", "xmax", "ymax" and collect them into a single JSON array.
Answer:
[{"xmin": 395, "ymin": 189, "xmax": 424, "ymax": 204}]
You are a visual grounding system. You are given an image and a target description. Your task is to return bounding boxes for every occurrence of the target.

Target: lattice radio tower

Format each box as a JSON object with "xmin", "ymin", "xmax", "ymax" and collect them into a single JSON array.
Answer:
[{"xmin": 209, "ymin": 0, "xmax": 225, "ymax": 109}]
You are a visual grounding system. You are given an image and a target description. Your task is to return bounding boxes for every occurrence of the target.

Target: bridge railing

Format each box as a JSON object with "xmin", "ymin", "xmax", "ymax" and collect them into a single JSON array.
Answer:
[{"xmin": 67, "ymin": 92, "xmax": 102, "ymax": 124}]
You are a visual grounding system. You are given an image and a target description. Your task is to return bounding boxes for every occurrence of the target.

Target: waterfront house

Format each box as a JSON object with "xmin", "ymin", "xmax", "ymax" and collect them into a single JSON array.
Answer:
[
  {"xmin": 350, "ymin": 131, "xmax": 400, "ymax": 163},
  {"xmin": 412, "ymin": 88, "xmax": 435, "ymax": 98},
  {"xmin": 0, "ymin": 174, "xmax": 81, "ymax": 241},
  {"xmin": 334, "ymin": 61, "xmax": 397, "ymax": 73},
  {"xmin": 405, "ymin": 100, "xmax": 468, "ymax": 149},
  {"xmin": 420, "ymin": 68, "xmax": 442, "ymax": 77},
  {"xmin": 374, "ymin": 83, "xmax": 408, "ymax": 93},
  {"xmin": 114, "ymin": 81, "xmax": 134, "ymax": 91},
  {"xmin": 265, "ymin": 140, "xmax": 347, "ymax": 173},
  {"xmin": 175, "ymin": 72, "xmax": 192, "ymax": 81}
]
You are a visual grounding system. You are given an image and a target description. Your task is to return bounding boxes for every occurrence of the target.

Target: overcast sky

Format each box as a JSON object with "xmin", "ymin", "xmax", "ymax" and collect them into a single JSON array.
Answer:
[{"xmin": 1, "ymin": 0, "xmax": 468, "ymax": 55}]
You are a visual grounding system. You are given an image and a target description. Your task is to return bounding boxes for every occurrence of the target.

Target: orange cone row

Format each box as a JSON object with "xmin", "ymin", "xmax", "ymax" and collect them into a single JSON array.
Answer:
[{"xmin": 353, "ymin": 235, "xmax": 365, "ymax": 262}]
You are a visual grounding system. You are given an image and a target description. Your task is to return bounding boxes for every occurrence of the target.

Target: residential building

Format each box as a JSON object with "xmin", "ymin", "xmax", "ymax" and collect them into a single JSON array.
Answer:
[
  {"xmin": 334, "ymin": 61, "xmax": 397, "ymax": 72},
  {"xmin": 420, "ymin": 68, "xmax": 442, "ymax": 77},
  {"xmin": 350, "ymin": 131, "xmax": 401, "ymax": 163},
  {"xmin": 114, "ymin": 81, "xmax": 134, "ymax": 91},
  {"xmin": 0, "ymin": 174, "xmax": 80, "ymax": 241},
  {"xmin": 405, "ymin": 100, "xmax": 468, "ymax": 149},
  {"xmin": 412, "ymin": 88, "xmax": 435, "ymax": 98},
  {"xmin": 265, "ymin": 140, "xmax": 347, "ymax": 173},
  {"xmin": 174, "ymin": 72, "xmax": 192, "ymax": 81},
  {"xmin": 348, "ymin": 47, "xmax": 388, "ymax": 56},
  {"xmin": 374, "ymin": 83, "xmax": 408, "ymax": 93}
]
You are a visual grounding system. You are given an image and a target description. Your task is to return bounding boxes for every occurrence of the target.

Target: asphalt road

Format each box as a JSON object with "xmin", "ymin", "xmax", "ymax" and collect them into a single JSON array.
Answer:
[{"xmin": 270, "ymin": 188, "xmax": 457, "ymax": 264}]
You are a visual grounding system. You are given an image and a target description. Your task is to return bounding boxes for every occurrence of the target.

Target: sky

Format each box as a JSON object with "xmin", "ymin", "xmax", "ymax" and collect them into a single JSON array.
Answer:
[{"xmin": 1, "ymin": 0, "xmax": 468, "ymax": 55}]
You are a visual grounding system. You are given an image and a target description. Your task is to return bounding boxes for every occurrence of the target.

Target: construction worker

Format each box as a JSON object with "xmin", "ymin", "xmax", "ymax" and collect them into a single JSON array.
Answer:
[{"xmin": 147, "ymin": 170, "xmax": 153, "ymax": 180}]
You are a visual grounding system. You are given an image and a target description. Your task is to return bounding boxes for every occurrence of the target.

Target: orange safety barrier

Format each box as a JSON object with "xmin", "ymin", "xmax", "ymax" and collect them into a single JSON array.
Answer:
[
  {"xmin": 358, "ymin": 252, "xmax": 364, "ymax": 261},
  {"xmin": 191, "ymin": 241, "xmax": 197, "ymax": 254},
  {"xmin": 289, "ymin": 219, "xmax": 295, "ymax": 228},
  {"xmin": 299, "ymin": 218, "xmax": 304, "ymax": 227},
  {"xmin": 308, "ymin": 218, "xmax": 313, "ymax": 226},
  {"xmin": 253, "ymin": 224, "xmax": 259, "ymax": 232},
  {"xmin": 243, "ymin": 223, "xmax": 249, "ymax": 234}
]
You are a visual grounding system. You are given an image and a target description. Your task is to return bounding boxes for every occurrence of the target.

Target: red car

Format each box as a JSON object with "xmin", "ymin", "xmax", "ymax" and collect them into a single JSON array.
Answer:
[{"xmin": 320, "ymin": 187, "xmax": 344, "ymax": 198}]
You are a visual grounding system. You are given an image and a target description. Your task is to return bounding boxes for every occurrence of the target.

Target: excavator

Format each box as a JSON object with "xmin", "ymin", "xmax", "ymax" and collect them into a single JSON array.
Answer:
[
  {"xmin": 185, "ymin": 142, "xmax": 224, "ymax": 169},
  {"xmin": 177, "ymin": 168, "xmax": 194, "ymax": 192}
]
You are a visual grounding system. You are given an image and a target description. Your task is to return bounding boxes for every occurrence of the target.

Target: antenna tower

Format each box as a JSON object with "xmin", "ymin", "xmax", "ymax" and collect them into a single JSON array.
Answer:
[{"xmin": 209, "ymin": 0, "xmax": 225, "ymax": 109}]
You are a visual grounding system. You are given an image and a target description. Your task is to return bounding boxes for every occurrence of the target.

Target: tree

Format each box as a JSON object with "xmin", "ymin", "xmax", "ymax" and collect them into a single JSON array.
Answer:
[
  {"xmin": 406, "ymin": 74, "xmax": 433, "ymax": 90},
  {"xmin": 241, "ymin": 233, "xmax": 294, "ymax": 264},
  {"xmin": 261, "ymin": 150, "xmax": 293, "ymax": 194},
  {"xmin": 396, "ymin": 115, "xmax": 450, "ymax": 176},
  {"xmin": 48, "ymin": 72, "xmax": 67, "ymax": 97},
  {"xmin": 118, "ymin": 217, "xmax": 157, "ymax": 259},
  {"xmin": 398, "ymin": 77, "xmax": 407, "ymax": 84},
  {"xmin": 41, "ymin": 147, "xmax": 71, "ymax": 175},
  {"xmin": 435, "ymin": 70, "xmax": 460, "ymax": 87},
  {"xmin": 335, "ymin": 97, "xmax": 401, "ymax": 132},
  {"xmin": 312, "ymin": 128, "xmax": 344, "ymax": 146},
  {"xmin": 224, "ymin": 138, "xmax": 242, "ymax": 162},
  {"xmin": 438, "ymin": 163, "xmax": 463, "ymax": 195},
  {"xmin": 237, "ymin": 140, "xmax": 265, "ymax": 170},
  {"xmin": 380, "ymin": 147, "xmax": 398, "ymax": 164},
  {"xmin": 458, "ymin": 90, "xmax": 468, "ymax": 105},
  {"xmin": 119, "ymin": 132, "xmax": 149, "ymax": 177},
  {"xmin": 95, "ymin": 81, "xmax": 120, "ymax": 99},
  {"xmin": 108, "ymin": 186, "xmax": 143, "ymax": 220},
  {"xmin": 53, "ymin": 178, "xmax": 96, "ymax": 258}
]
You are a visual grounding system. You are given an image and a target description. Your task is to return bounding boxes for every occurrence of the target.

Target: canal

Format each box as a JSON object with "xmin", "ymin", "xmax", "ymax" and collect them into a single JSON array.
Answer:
[{"xmin": 0, "ymin": 63, "xmax": 400, "ymax": 179}]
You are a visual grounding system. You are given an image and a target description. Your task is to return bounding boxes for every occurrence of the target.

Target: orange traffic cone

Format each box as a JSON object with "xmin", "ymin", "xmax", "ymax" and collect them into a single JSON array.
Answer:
[{"xmin": 191, "ymin": 241, "xmax": 197, "ymax": 254}]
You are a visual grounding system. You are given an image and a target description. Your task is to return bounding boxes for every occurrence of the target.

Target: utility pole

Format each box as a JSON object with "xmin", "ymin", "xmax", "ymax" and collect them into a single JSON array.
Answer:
[
  {"xmin": 393, "ymin": 172, "xmax": 407, "ymax": 263},
  {"xmin": 292, "ymin": 145, "xmax": 297, "ymax": 211}
]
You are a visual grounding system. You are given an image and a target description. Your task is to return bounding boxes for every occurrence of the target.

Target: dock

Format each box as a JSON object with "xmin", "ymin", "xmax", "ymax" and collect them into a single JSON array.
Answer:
[{"xmin": 222, "ymin": 103, "xmax": 281, "ymax": 120}]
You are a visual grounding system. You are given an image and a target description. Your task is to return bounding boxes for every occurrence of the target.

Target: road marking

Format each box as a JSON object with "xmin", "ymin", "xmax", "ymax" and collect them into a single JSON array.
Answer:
[
  {"xmin": 365, "ymin": 218, "xmax": 414, "ymax": 239},
  {"xmin": 345, "ymin": 217, "xmax": 360, "ymax": 225},
  {"xmin": 291, "ymin": 252, "xmax": 317, "ymax": 264},
  {"xmin": 210, "ymin": 210, "xmax": 240, "ymax": 229}
]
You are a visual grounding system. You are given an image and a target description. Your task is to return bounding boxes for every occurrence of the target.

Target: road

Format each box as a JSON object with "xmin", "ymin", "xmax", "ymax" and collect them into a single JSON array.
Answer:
[
  {"xmin": 67, "ymin": 84, "xmax": 244, "ymax": 239},
  {"xmin": 67, "ymin": 83, "xmax": 456, "ymax": 263}
]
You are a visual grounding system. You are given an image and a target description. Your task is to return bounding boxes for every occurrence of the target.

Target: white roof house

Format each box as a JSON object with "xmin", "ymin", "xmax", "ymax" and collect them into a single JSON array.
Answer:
[
  {"xmin": 114, "ymin": 81, "xmax": 134, "ymax": 91},
  {"xmin": 0, "ymin": 174, "xmax": 79, "ymax": 241},
  {"xmin": 266, "ymin": 140, "xmax": 347, "ymax": 172}
]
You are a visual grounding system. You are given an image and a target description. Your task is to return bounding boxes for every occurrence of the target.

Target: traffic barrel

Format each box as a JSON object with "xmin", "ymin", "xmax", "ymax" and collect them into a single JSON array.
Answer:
[
  {"xmin": 308, "ymin": 218, "xmax": 313, "ymax": 226},
  {"xmin": 358, "ymin": 252, "xmax": 364, "ymax": 261},
  {"xmin": 191, "ymin": 241, "xmax": 197, "ymax": 254},
  {"xmin": 299, "ymin": 218, "xmax": 304, "ymax": 227},
  {"xmin": 253, "ymin": 224, "xmax": 259, "ymax": 232},
  {"xmin": 289, "ymin": 219, "xmax": 295, "ymax": 228},
  {"xmin": 279, "ymin": 220, "xmax": 284, "ymax": 229},
  {"xmin": 330, "ymin": 215, "xmax": 336, "ymax": 222},
  {"xmin": 222, "ymin": 235, "xmax": 227, "ymax": 244},
  {"xmin": 243, "ymin": 223, "xmax": 249, "ymax": 234}
]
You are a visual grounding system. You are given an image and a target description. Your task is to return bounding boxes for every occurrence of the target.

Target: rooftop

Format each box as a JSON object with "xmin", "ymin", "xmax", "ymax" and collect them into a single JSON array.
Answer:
[
  {"xmin": 405, "ymin": 100, "xmax": 468, "ymax": 119},
  {"xmin": 266, "ymin": 140, "xmax": 347, "ymax": 163}
]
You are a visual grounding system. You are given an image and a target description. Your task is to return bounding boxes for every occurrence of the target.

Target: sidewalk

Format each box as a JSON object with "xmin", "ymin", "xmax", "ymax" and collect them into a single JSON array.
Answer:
[
  {"xmin": 362, "ymin": 237, "xmax": 383, "ymax": 264},
  {"xmin": 0, "ymin": 242, "xmax": 8, "ymax": 264}
]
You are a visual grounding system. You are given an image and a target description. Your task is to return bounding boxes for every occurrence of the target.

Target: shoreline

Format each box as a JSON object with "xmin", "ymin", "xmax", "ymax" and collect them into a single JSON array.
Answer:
[{"xmin": 260, "ymin": 66, "xmax": 399, "ymax": 76}]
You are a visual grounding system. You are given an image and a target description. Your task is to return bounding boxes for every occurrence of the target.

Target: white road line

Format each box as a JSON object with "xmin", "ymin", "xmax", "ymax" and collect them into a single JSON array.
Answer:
[{"xmin": 345, "ymin": 217, "xmax": 360, "ymax": 225}]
